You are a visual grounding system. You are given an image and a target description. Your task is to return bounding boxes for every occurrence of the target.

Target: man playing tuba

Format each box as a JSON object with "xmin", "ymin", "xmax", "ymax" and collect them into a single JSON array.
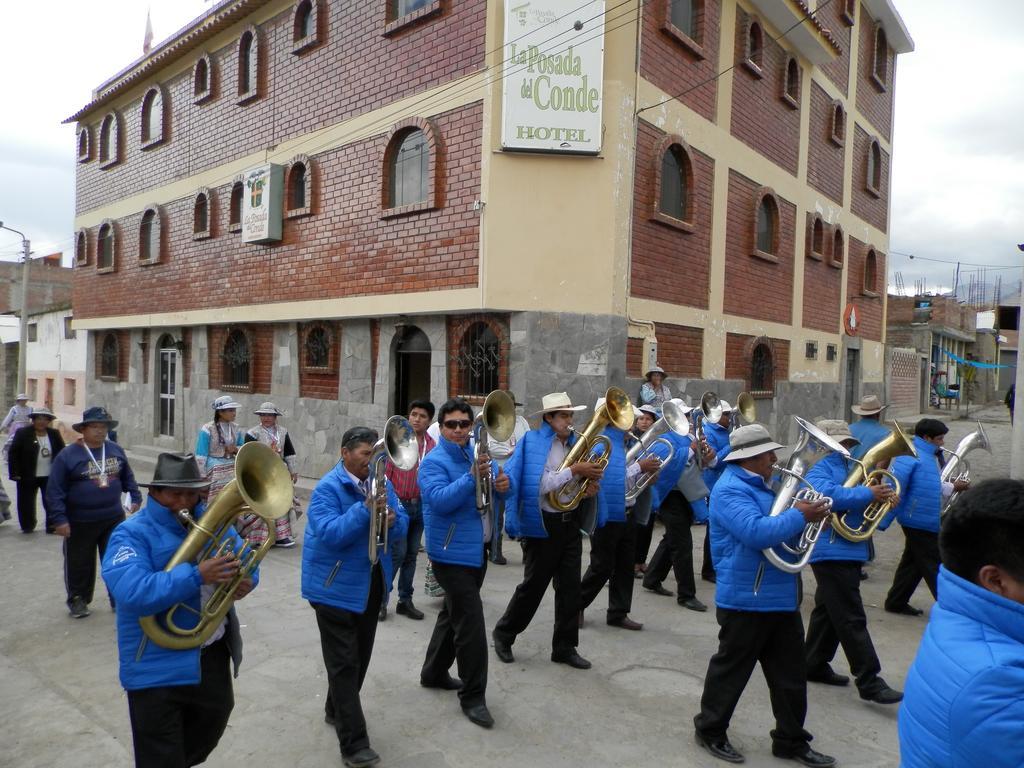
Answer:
[{"xmin": 101, "ymin": 452, "xmax": 256, "ymax": 768}]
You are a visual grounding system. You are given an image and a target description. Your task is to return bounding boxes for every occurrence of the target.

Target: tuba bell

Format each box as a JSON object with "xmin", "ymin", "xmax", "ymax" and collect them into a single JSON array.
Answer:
[
  {"xmin": 939, "ymin": 422, "xmax": 991, "ymax": 516},
  {"xmin": 139, "ymin": 441, "xmax": 294, "ymax": 650},
  {"xmin": 470, "ymin": 390, "xmax": 516, "ymax": 515},
  {"xmin": 368, "ymin": 416, "xmax": 420, "ymax": 562},
  {"xmin": 625, "ymin": 399, "xmax": 690, "ymax": 502},
  {"xmin": 732, "ymin": 392, "xmax": 756, "ymax": 431}
]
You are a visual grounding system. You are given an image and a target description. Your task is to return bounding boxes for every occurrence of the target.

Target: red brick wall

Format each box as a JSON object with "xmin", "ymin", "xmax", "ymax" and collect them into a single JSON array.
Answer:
[
  {"xmin": 854, "ymin": 3, "xmax": 896, "ymax": 140},
  {"xmin": 625, "ymin": 323, "xmax": 704, "ymax": 379},
  {"xmin": 446, "ymin": 314, "xmax": 510, "ymax": 403},
  {"xmin": 729, "ymin": 9, "xmax": 801, "ymax": 175},
  {"xmin": 74, "ymin": 102, "xmax": 482, "ymax": 320},
  {"xmin": 886, "ymin": 295, "xmax": 914, "ymax": 325},
  {"xmin": 850, "ymin": 123, "xmax": 889, "ymax": 232},
  {"xmin": 298, "ymin": 321, "xmax": 341, "ymax": 400},
  {"xmin": 847, "ymin": 237, "xmax": 885, "ymax": 341},
  {"xmin": 818, "ymin": 0, "xmax": 853, "ymax": 95},
  {"xmin": 630, "ymin": 120, "xmax": 715, "ymax": 309},
  {"xmin": 638, "ymin": 0, "xmax": 721, "ymax": 122},
  {"xmin": 802, "ymin": 217, "xmax": 843, "ymax": 333},
  {"xmin": 207, "ymin": 323, "xmax": 274, "ymax": 393},
  {"xmin": 723, "ymin": 171, "xmax": 796, "ymax": 324},
  {"xmin": 724, "ymin": 332, "xmax": 790, "ymax": 394},
  {"xmin": 806, "ymin": 81, "xmax": 845, "ymax": 205},
  {"xmin": 74, "ymin": 1, "xmax": 486, "ymax": 214}
]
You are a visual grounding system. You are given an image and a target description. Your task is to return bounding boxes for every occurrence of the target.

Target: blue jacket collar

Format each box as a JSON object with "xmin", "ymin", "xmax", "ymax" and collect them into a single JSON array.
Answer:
[
  {"xmin": 538, "ymin": 419, "xmax": 576, "ymax": 447},
  {"xmin": 938, "ymin": 565, "xmax": 1024, "ymax": 646},
  {"xmin": 728, "ymin": 463, "xmax": 773, "ymax": 493},
  {"xmin": 913, "ymin": 435, "xmax": 941, "ymax": 457},
  {"xmin": 331, "ymin": 461, "xmax": 363, "ymax": 490},
  {"xmin": 145, "ymin": 496, "xmax": 206, "ymax": 536},
  {"xmin": 438, "ymin": 435, "xmax": 472, "ymax": 463}
]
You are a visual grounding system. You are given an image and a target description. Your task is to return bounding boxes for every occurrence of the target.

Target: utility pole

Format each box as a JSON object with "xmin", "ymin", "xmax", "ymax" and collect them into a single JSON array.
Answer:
[
  {"xmin": 0, "ymin": 221, "xmax": 31, "ymax": 396},
  {"xmin": 1012, "ymin": 250, "xmax": 1024, "ymax": 479}
]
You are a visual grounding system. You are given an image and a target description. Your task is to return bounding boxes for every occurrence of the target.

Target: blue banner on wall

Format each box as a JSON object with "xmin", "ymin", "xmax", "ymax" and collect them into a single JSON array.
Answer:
[{"xmin": 942, "ymin": 349, "xmax": 1014, "ymax": 369}]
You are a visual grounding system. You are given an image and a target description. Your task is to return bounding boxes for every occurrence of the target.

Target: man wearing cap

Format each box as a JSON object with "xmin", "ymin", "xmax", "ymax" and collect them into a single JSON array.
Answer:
[
  {"xmin": 803, "ymin": 420, "xmax": 902, "ymax": 705},
  {"xmin": 46, "ymin": 407, "xmax": 142, "ymax": 618},
  {"xmin": 101, "ymin": 452, "xmax": 256, "ymax": 767},
  {"xmin": 485, "ymin": 392, "xmax": 531, "ymax": 566},
  {"xmin": 303, "ymin": 426, "xmax": 408, "ymax": 768},
  {"xmin": 882, "ymin": 418, "xmax": 969, "ymax": 617},
  {"xmin": 492, "ymin": 392, "xmax": 603, "ymax": 670},
  {"xmin": 693, "ymin": 423, "xmax": 836, "ymax": 767},
  {"xmin": 848, "ymin": 395, "xmax": 892, "ymax": 461},
  {"xmin": 244, "ymin": 402, "xmax": 299, "ymax": 548},
  {"xmin": 8, "ymin": 408, "xmax": 65, "ymax": 533}
]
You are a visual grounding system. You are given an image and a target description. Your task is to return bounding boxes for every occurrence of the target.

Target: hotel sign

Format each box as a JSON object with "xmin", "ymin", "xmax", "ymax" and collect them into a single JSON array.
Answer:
[
  {"xmin": 241, "ymin": 163, "xmax": 284, "ymax": 243},
  {"xmin": 501, "ymin": 0, "xmax": 605, "ymax": 154}
]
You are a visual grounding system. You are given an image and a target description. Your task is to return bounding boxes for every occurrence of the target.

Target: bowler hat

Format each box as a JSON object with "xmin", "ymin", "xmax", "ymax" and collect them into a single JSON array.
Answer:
[
  {"xmin": 139, "ymin": 452, "xmax": 212, "ymax": 489},
  {"xmin": 73, "ymin": 406, "xmax": 119, "ymax": 432}
]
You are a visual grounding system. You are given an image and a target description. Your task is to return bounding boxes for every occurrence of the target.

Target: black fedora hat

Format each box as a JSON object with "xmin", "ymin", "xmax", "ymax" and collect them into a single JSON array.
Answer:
[{"xmin": 139, "ymin": 452, "xmax": 212, "ymax": 489}]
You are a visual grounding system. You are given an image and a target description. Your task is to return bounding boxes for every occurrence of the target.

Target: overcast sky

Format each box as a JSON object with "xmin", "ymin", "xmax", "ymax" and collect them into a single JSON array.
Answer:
[{"xmin": 0, "ymin": 0, "xmax": 1020, "ymax": 298}]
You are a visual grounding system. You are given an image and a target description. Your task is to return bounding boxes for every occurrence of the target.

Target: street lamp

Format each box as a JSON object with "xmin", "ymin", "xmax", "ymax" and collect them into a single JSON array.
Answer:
[{"xmin": 0, "ymin": 221, "xmax": 31, "ymax": 397}]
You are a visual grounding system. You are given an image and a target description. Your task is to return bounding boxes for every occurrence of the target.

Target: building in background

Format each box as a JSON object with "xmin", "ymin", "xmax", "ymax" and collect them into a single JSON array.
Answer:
[
  {"xmin": 25, "ymin": 303, "xmax": 87, "ymax": 441},
  {"xmin": 66, "ymin": 0, "xmax": 912, "ymax": 476}
]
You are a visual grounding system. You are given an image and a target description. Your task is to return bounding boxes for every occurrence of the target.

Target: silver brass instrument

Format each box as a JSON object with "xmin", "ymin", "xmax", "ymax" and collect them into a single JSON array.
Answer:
[
  {"xmin": 694, "ymin": 391, "xmax": 724, "ymax": 469},
  {"xmin": 139, "ymin": 442, "xmax": 294, "ymax": 649},
  {"xmin": 758, "ymin": 416, "xmax": 848, "ymax": 578},
  {"xmin": 548, "ymin": 387, "xmax": 635, "ymax": 512},
  {"xmin": 625, "ymin": 400, "xmax": 690, "ymax": 502},
  {"xmin": 368, "ymin": 416, "xmax": 420, "ymax": 562},
  {"xmin": 471, "ymin": 390, "xmax": 516, "ymax": 515},
  {"xmin": 939, "ymin": 422, "xmax": 991, "ymax": 516}
]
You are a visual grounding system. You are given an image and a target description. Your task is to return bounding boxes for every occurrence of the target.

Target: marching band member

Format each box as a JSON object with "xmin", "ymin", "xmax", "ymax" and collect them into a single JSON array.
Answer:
[
  {"xmin": 492, "ymin": 392, "xmax": 601, "ymax": 670},
  {"xmin": 803, "ymin": 420, "xmax": 902, "ymax": 704},
  {"xmin": 848, "ymin": 395, "xmax": 891, "ymax": 460},
  {"xmin": 579, "ymin": 398, "xmax": 658, "ymax": 631},
  {"xmin": 302, "ymin": 427, "xmax": 407, "ymax": 768},
  {"xmin": 693, "ymin": 425, "xmax": 835, "ymax": 767},
  {"xmin": 698, "ymin": 401, "xmax": 732, "ymax": 584},
  {"xmin": 633, "ymin": 404, "xmax": 660, "ymax": 579},
  {"xmin": 419, "ymin": 398, "xmax": 512, "ymax": 729}
]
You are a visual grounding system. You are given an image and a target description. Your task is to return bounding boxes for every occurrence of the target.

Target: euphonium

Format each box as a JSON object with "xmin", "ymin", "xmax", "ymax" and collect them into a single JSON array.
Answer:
[
  {"xmin": 470, "ymin": 390, "xmax": 516, "ymax": 514},
  {"xmin": 694, "ymin": 391, "xmax": 724, "ymax": 468},
  {"xmin": 831, "ymin": 422, "xmax": 916, "ymax": 542},
  {"xmin": 759, "ymin": 417, "xmax": 847, "ymax": 576},
  {"xmin": 939, "ymin": 422, "xmax": 991, "ymax": 516},
  {"xmin": 625, "ymin": 400, "xmax": 690, "ymax": 502},
  {"xmin": 368, "ymin": 416, "xmax": 420, "ymax": 562},
  {"xmin": 139, "ymin": 441, "xmax": 294, "ymax": 650},
  {"xmin": 548, "ymin": 387, "xmax": 634, "ymax": 512}
]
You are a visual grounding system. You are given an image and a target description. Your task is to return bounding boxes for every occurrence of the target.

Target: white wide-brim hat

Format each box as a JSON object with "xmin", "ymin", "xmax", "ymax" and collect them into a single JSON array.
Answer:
[
  {"xmin": 530, "ymin": 391, "xmax": 587, "ymax": 417},
  {"xmin": 851, "ymin": 394, "xmax": 887, "ymax": 416},
  {"xmin": 253, "ymin": 401, "xmax": 284, "ymax": 416},
  {"xmin": 212, "ymin": 395, "xmax": 243, "ymax": 411},
  {"xmin": 724, "ymin": 424, "xmax": 784, "ymax": 462}
]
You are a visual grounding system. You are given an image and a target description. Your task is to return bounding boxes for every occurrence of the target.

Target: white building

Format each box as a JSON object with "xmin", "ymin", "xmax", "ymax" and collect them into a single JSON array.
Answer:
[{"xmin": 26, "ymin": 303, "xmax": 87, "ymax": 440}]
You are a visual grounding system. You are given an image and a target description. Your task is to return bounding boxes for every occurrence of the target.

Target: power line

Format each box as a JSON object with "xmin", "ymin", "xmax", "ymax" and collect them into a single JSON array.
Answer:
[{"xmin": 890, "ymin": 250, "xmax": 1024, "ymax": 270}]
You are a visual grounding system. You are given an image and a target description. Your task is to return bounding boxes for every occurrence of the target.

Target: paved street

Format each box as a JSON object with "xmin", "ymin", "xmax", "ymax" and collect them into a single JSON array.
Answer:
[{"xmin": 0, "ymin": 405, "xmax": 1009, "ymax": 768}]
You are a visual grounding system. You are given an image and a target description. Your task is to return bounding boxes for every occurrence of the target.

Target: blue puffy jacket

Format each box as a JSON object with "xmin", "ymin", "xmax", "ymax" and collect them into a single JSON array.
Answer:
[
  {"xmin": 101, "ymin": 497, "xmax": 259, "ymax": 691},
  {"xmin": 709, "ymin": 464, "xmax": 806, "ymax": 611},
  {"xmin": 503, "ymin": 422, "xmax": 579, "ymax": 539},
  {"xmin": 594, "ymin": 426, "xmax": 628, "ymax": 526},
  {"xmin": 701, "ymin": 422, "xmax": 731, "ymax": 491},
  {"xmin": 421, "ymin": 436, "xmax": 511, "ymax": 567},
  {"xmin": 849, "ymin": 419, "xmax": 892, "ymax": 461},
  {"xmin": 805, "ymin": 452, "xmax": 875, "ymax": 563},
  {"xmin": 882, "ymin": 436, "xmax": 943, "ymax": 533},
  {"xmin": 899, "ymin": 566, "xmax": 1024, "ymax": 768},
  {"xmin": 301, "ymin": 462, "xmax": 407, "ymax": 613},
  {"xmin": 650, "ymin": 431, "xmax": 691, "ymax": 511}
]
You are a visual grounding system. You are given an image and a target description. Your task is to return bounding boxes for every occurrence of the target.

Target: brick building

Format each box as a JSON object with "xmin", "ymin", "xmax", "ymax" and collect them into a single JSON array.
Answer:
[{"xmin": 66, "ymin": 0, "xmax": 911, "ymax": 476}]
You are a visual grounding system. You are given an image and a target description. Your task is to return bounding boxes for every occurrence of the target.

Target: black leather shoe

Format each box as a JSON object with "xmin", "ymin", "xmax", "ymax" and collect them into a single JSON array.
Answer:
[
  {"xmin": 885, "ymin": 604, "xmax": 923, "ymax": 617},
  {"xmin": 492, "ymin": 632, "xmax": 515, "ymax": 664},
  {"xmin": 861, "ymin": 685, "xmax": 903, "ymax": 704},
  {"xmin": 694, "ymin": 732, "xmax": 745, "ymax": 763},
  {"xmin": 644, "ymin": 583, "xmax": 673, "ymax": 596},
  {"xmin": 342, "ymin": 747, "xmax": 381, "ymax": 767},
  {"xmin": 378, "ymin": 604, "xmax": 387, "ymax": 622},
  {"xmin": 807, "ymin": 666, "xmax": 850, "ymax": 687},
  {"xmin": 607, "ymin": 616, "xmax": 643, "ymax": 631},
  {"xmin": 463, "ymin": 703, "xmax": 494, "ymax": 728},
  {"xmin": 396, "ymin": 600, "xmax": 424, "ymax": 620},
  {"xmin": 771, "ymin": 746, "xmax": 836, "ymax": 767},
  {"xmin": 491, "ymin": 554, "xmax": 508, "ymax": 565},
  {"xmin": 420, "ymin": 674, "xmax": 463, "ymax": 691},
  {"xmin": 679, "ymin": 597, "xmax": 708, "ymax": 612},
  {"xmin": 551, "ymin": 650, "xmax": 592, "ymax": 669}
]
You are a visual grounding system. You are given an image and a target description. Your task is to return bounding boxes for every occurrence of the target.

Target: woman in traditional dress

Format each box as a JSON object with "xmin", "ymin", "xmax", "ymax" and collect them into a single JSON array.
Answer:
[
  {"xmin": 194, "ymin": 395, "xmax": 244, "ymax": 505},
  {"xmin": 243, "ymin": 402, "xmax": 300, "ymax": 548}
]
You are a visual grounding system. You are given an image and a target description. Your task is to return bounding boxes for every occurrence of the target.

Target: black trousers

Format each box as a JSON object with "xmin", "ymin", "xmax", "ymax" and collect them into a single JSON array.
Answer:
[
  {"xmin": 634, "ymin": 515, "xmax": 655, "ymax": 567},
  {"xmin": 126, "ymin": 637, "xmax": 234, "ymax": 768},
  {"xmin": 494, "ymin": 512, "xmax": 583, "ymax": 654},
  {"xmin": 643, "ymin": 491, "xmax": 697, "ymax": 600},
  {"xmin": 16, "ymin": 476, "xmax": 49, "ymax": 532},
  {"xmin": 694, "ymin": 609, "xmax": 812, "ymax": 754},
  {"xmin": 580, "ymin": 517, "xmax": 637, "ymax": 621},
  {"xmin": 884, "ymin": 527, "xmax": 939, "ymax": 610},
  {"xmin": 314, "ymin": 563, "xmax": 384, "ymax": 757},
  {"xmin": 64, "ymin": 514, "xmax": 123, "ymax": 605},
  {"xmin": 421, "ymin": 554, "xmax": 489, "ymax": 707},
  {"xmin": 805, "ymin": 560, "xmax": 884, "ymax": 695}
]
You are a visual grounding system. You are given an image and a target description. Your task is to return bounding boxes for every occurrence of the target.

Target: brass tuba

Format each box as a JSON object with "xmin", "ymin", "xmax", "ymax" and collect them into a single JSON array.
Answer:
[
  {"xmin": 139, "ymin": 441, "xmax": 295, "ymax": 650},
  {"xmin": 939, "ymin": 422, "xmax": 991, "ymax": 516},
  {"xmin": 693, "ymin": 391, "xmax": 724, "ymax": 468},
  {"xmin": 368, "ymin": 416, "xmax": 420, "ymax": 562},
  {"xmin": 625, "ymin": 399, "xmax": 690, "ymax": 503},
  {"xmin": 470, "ymin": 390, "xmax": 516, "ymax": 515},
  {"xmin": 831, "ymin": 422, "xmax": 916, "ymax": 542},
  {"xmin": 548, "ymin": 387, "xmax": 635, "ymax": 512}
]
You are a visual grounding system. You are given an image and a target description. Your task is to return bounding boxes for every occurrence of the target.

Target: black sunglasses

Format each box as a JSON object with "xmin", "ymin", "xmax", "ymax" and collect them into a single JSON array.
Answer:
[{"xmin": 442, "ymin": 419, "xmax": 473, "ymax": 430}]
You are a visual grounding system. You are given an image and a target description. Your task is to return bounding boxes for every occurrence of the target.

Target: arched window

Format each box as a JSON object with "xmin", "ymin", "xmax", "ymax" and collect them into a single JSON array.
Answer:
[
  {"xmin": 863, "ymin": 249, "xmax": 879, "ymax": 295},
  {"xmin": 755, "ymin": 193, "xmax": 778, "ymax": 257},
  {"xmin": 223, "ymin": 329, "xmax": 251, "ymax": 388},
  {"xmin": 193, "ymin": 54, "xmax": 213, "ymax": 104},
  {"xmin": 139, "ymin": 208, "xmax": 162, "ymax": 263},
  {"xmin": 99, "ymin": 112, "xmax": 120, "ymax": 167},
  {"xmin": 77, "ymin": 126, "xmax": 91, "ymax": 163},
  {"xmin": 658, "ymin": 144, "xmax": 691, "ymax": 223},
  {"xmin": 237, "ymin": 28, "xmax": 259, "ymax": 101},
  {"xmin": 457, "ymin": 322, "xmax": 500, "ymax": 396},
  {"xmin": 866, "ymin": 139, "xmax": 882, "ymax": 195},
  {"xmin": 140, "ymin": 87, "xmax": 165, "ymax": 147},
  {"xmin": 873, "ymin": 25, "xmax": 888, "ymax": 87},
  {"xmin": 97, "ymin": 221, "xmax": 115, "ymax": 270},
  {"xmin": 285, "ymin": 156, "xmax": 312, "ymax": 217},
  {"xmin": 671, "ymin": 0, "xmax": 695, "ymax": 39},
  {"xmin": 830, "ymin": 101, "xmax": 846, "ymax": 146},
  {"xmin": 292, "ymin": 0, "xmax": 320, "ymax": 52},
  {"xmin": 304, "ymin": 324, "xmax": 332, "ymax": 369},
  {"xmin": 745, "ymin": 19, "xmax": 764, "ymax": 71},
  {"xmin": 75, "ymin": 229, "xmax": 89, "ymax": 266},
  {"xmin": 193, "ymin": 189, "xmax": 211, "ymax": 239},
  {"xmin": 750, "ymin": 340, "xmax": 774, "ymax": 395},
  {"xmin": 229, "ymin": 180, "xmax": 244, "ymax": 231},
  {"xmin": 831, "ymin": 226, "xmax": 845, "ymax": 268},
  {"xmin": 783, "ymin": 56, "xmax": 800, "ymax": 107},
  {"xmin": 809, "ymin": 215, "xmax": 824, "ymax": 258},
  {"xmin": 100, "ymin": 333, "xmax": 120, "ymax": 379},
  {"xmin": 389, "ymin": 129, "xmax": 429, "ymax": 208}
]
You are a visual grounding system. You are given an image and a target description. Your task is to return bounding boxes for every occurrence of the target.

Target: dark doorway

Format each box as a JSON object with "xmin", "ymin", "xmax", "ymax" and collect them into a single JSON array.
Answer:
[
  {"xmin": 844, "ymin": 348, "xmax": 860, "ymax": 418},
  {"xmin": 394, "ymin": 326, "xmax": 431, "ymax": 417}
]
